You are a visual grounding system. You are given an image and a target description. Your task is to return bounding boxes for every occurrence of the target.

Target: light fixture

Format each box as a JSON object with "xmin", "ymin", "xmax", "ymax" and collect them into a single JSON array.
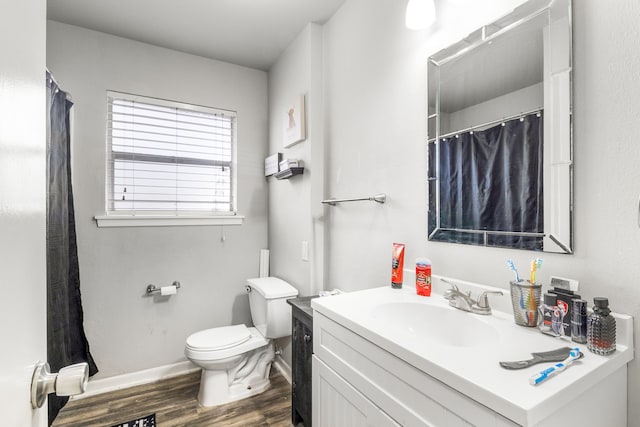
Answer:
[{"xmin": 405, "ymin": 0, "xmax": 436, "ymax": 30}]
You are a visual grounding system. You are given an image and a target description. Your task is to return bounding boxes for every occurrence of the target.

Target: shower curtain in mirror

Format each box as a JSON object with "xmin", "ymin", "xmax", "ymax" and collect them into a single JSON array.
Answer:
[
  {"xmin": 437, "ymin": 113, "xmax": 543, "ymax": 250},
  {"xmin": 46, "ymin": 72, "xmax": 98, "ymax": 425}
]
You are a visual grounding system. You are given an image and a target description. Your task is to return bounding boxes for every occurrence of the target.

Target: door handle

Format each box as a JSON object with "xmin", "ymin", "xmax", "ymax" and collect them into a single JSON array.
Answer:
[{"xmin": 31, "ymin": 361, "xmax": 89, "ymax": 408}]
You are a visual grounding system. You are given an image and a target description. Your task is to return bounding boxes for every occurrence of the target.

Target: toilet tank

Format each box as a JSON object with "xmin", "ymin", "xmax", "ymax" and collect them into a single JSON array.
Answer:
[{"xmin": 247, "ymin": 277, "xmax": 298, "ymax": 338}]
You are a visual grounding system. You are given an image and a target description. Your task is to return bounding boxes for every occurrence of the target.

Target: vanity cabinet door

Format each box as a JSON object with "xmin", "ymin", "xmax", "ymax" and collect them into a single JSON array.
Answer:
[
  {"xmin": 292, "ymin": 306, "xmax": 313, "ymax": 426},
  {"xmin": 313, "ymin": 356, "xmax": 400, "ymax": 427}
]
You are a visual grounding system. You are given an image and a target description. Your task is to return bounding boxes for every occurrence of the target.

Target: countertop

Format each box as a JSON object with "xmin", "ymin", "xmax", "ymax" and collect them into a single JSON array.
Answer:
[
  {"xmin": 287, "ymin": 295, "xmax": 318, "ymax": 318},
  {"xmin": 311, "ymin": 280, "xmax": 634, "ymax": 426}
]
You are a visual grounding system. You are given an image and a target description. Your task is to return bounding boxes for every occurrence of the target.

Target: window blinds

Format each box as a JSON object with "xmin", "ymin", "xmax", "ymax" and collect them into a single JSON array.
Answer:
[{"xmin": 106, "ymin": 91, "xmax": 236, "ymax": 215}]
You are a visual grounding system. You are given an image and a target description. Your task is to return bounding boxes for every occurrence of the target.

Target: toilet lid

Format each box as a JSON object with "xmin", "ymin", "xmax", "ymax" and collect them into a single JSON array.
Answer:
[{"xmin": 186, "ymin": 325, "xmax": 252, "ymax": 351}]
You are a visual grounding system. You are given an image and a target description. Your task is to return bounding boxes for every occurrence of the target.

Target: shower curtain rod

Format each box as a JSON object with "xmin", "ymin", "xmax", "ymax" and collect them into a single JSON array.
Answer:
[{"xmin": 431, "ymin": 107, "xmax": 542, "ymax": 142}]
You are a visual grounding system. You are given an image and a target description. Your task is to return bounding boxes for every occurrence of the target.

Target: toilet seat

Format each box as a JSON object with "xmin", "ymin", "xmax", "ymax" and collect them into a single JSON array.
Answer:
[
  {"xmin": 187, "ymin": 325, "xmax": 251, "ymax": 351},
  {"xmin": 185, "ymin": 325, "xmax": 268, "ymax": 361}
]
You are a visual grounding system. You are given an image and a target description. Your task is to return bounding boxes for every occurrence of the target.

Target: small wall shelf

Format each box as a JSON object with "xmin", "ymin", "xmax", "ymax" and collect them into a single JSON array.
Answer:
[{"xmin": 275, "ymin": 167, "xmax": 304, "ymax": 180}]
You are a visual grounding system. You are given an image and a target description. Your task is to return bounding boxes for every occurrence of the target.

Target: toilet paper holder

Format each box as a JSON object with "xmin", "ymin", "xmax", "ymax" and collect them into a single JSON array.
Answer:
[{"xmin": 146, "ymin": 281, "xmax": 181, "ymax": 295}]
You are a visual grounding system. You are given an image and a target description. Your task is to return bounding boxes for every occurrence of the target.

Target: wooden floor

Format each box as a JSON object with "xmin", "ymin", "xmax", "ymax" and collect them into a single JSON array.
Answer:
[{"xmin": 52, "ymin": 368, "xmax": 292, "ymax": 427}]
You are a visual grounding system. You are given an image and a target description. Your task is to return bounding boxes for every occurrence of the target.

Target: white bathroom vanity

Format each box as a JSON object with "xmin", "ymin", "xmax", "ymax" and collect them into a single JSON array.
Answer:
[{"xmin": 311, "ymin": 280, "xmax": 633, "ymax": 426}]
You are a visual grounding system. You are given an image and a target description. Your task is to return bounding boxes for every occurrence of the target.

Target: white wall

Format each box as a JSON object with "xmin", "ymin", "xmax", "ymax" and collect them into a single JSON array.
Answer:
[
  {"xmin": 445, "ymin": 82, "xmax": 543, "ymax": 133},
  {"xmin": 46, "ymin": 21, "xmax": 269, "ymax": 379},
  {"xmin": 316, "ymin": 0, "xmax": 640, "ymax": 421},
  {"xmin": 268, "ymin": 23, "xmax": 325, "ymax": 363},
  {"xmin": 322, "ymin": 0, "xmax": 436, "ymax": 290},
  {"xmin": 269, "ymin": 24, "xmax": 316, "ymax": 296}
]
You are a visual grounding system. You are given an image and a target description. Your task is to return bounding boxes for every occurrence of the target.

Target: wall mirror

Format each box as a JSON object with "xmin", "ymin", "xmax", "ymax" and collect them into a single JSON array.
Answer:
[{"xmin": 427, "ymin": 0, "xmax": 572, "ymax": 253}]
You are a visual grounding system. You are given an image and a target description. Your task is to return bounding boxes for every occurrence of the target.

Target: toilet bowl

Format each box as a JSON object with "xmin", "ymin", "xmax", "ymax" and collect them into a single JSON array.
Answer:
[{"xmin": 185, "ymin": 277, "xmax": 298, "ymax": 407}]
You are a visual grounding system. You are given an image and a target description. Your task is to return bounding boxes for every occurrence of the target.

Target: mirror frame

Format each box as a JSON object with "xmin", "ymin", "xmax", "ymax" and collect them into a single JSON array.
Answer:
[{"xmin": 427, "ymin": 0, "xmax": 573, "ymax": 254}]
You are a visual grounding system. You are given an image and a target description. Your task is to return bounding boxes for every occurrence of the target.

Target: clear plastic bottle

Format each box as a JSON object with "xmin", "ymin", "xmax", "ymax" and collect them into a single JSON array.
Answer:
[{"xmin": 586, "ymin": 297, "xmax": 616, "ymax": 355}]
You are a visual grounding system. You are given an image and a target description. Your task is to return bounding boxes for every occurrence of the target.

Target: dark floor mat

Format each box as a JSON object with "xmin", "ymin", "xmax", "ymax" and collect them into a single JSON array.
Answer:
[{"xmin": 111, "ymin": 413, "xmax": 155, "ymax": 427}]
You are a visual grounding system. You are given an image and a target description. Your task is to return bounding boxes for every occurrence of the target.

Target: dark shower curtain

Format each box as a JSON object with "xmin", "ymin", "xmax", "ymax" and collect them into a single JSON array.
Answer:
[
  {"xmin": 437, "ymin": 113, "xmax": 544, "ymax": 250},
  {"xmin": 46, "ymin": 72, "xmax": 98, "ymax": 425}
]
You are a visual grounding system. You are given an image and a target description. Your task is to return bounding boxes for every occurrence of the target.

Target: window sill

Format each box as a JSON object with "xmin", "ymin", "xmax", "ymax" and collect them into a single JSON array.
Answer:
[{"xmin": 94, "ymin": 214, "xmax": 245, "ymax": 228}]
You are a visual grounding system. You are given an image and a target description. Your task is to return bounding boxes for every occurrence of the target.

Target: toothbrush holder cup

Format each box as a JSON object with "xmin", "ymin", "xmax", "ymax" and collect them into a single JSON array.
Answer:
[{"xmin": 510, "ymin": 280, "xmax": 542, "ymax": 327}]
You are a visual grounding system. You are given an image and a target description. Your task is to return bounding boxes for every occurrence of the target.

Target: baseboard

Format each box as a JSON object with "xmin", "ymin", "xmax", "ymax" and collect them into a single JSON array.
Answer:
[
  {"xmin": 73, "ymin": 361, "xmax": 200, "ymax": 400},
  {"xmin": 272, "ymin": 354, "xmax": 292, "ymax": 384},
  {"xmin": 75, "ymin": 355, "xmax": 291, "ymax": 400}
]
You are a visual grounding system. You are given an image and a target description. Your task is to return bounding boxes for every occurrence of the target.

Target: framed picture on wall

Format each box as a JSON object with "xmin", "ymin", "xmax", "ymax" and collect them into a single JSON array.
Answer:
[{"xmin": 284, "ymin": 95, "xmax": 306, "ymax": 148}]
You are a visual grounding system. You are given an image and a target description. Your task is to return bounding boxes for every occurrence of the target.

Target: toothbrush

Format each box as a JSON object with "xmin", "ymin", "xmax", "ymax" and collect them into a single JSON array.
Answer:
[
  {"xmin": 507, "ymin": 259, "xmax": 520, "ymax": 282},
  {"xmin": 529, "ymin": 348, "xmax": 581, "ymax": 385},
  {"xmin": 527, "ymin": 258, "xmax": 543, "ymax": 316},
  {"xmin": 508, "ymin": 259, "xmax": 526, "ymax": 312},
  {"xmin": 529, "ymin": 258, "xmax": 543, "ymax": 283}
]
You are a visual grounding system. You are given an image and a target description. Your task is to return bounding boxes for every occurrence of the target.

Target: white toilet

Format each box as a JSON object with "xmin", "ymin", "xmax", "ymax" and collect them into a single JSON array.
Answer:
[{"xmin": 184, "ymin": 277, "xmax": 298, "ymax": 407}]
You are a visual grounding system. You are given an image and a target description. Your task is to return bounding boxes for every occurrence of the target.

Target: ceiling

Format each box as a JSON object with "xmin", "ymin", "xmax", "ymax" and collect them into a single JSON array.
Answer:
[{"xmin": 47, "ymin": 0, "xmax": 347, "ymax": 71}]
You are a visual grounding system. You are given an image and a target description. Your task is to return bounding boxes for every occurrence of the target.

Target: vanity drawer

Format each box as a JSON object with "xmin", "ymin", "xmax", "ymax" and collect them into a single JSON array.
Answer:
[{"xmin": 314, "ymin": 313, "xmax": 517, "ymax": 427}]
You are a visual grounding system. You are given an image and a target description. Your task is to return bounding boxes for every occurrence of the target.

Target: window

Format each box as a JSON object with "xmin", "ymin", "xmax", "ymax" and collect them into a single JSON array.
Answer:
[{"xmin": 97, "ymin": 91, "xmax": 242, "ymax": 227}]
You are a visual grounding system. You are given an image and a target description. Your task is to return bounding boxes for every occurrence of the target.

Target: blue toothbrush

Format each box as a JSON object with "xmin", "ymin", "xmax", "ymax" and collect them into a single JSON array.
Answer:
[
  {"xmin": 529, "ymin": 348, "xmax": 582, "ymax": 385},
  {"xmin": 507, "ymin": 259, "xmax": 520, "ymax": 282}
]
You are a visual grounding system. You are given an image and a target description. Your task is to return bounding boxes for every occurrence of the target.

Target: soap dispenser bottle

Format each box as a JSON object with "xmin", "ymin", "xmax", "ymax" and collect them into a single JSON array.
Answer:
[{"xmin": 586, "ymin": 297, "xmax": 616, "ymax": 356}]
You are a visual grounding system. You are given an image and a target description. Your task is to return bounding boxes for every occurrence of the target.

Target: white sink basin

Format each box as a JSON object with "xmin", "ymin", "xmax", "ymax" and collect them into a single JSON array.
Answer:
[
  {"xmin": 311, "ymin": 282, "xmax": 634, "ymax": 427},
  {"xmin": 370, "ymin": 302, "xmax": 499, "ymax": 347}
]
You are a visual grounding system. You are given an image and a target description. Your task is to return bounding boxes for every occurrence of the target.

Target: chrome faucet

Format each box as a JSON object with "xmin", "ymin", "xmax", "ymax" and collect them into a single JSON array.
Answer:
[{"xmin": 442, "ymin": 279, "xmax": 503, "ymax": 315}]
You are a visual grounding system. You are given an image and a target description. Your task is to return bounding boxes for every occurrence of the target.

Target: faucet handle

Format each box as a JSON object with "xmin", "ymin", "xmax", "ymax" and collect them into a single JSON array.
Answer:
[
  {"xmin": 441, "ymin": 279, "xmax": 459, "ymax": 297},
  {"xmin": 477, "ymin": 290, "xmax": 504, "ymax": 309}
]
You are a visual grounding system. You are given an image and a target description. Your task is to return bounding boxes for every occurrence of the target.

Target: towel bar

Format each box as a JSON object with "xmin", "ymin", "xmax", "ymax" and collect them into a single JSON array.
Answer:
[{"xmin": 321, "ymin": 194, "xmax": 386, "ymax": 206}]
